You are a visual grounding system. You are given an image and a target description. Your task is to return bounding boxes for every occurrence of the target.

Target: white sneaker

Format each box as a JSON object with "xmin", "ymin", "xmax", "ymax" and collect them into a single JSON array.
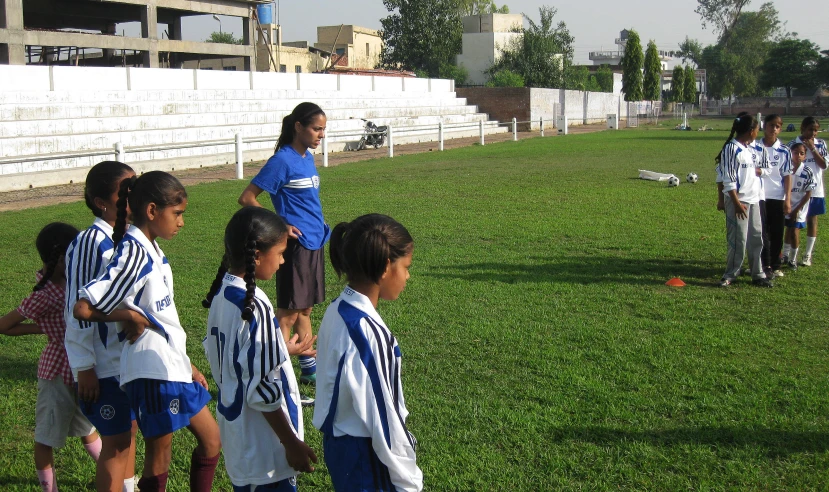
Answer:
[
  {"xmin": 801, "ymin": 255, "xmax": 812, "ymax": 267},
  {"xmin": 772, "ymin": 270, "xmax": 784, "ymax": 278}
]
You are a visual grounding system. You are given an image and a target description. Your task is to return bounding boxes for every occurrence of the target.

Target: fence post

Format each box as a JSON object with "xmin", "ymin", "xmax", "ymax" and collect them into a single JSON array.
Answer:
[
  {"xmin": 438, "ymin": 121, "xmax": 444, "ymax": 151},
  {"xmin": 388, "ymin": 125, "xmax": 394, "ymax": 158},
  {"xmin": 512, "ymin": 117, "xmax": 517, "ymax": 141},
  {"xmin": 322, "ymin": 136, "xmax": 329, "ymax": 168},
  {"xmin": 235, "ymin": 133, "xmax": 244, "ymax": 179},
  {"xmin": 540, "ymin": 117, "xmax": 544, "ymax": 137},
  {"xmin": 479, "ymin": 120, "xmax": 485, "ymax": 146},
  {"xmin": 114, "ymin": 142, "xmax": 124, "ymax": 162},
  {"xmin": 757, "ymin": 112, "xmax": 763, "ymax": 129}
]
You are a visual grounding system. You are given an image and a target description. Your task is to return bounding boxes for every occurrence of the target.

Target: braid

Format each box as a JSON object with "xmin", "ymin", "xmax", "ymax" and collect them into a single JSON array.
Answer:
[
  {"xmin": 715, "ymin": 122, "xmax": 739, "ymax": 166},
  {"xmin": 112, "ymin": 176, "xmax": 135, "ymax": 244},
  {"xmin": 202, "ymin": 261, "xmax": 228, "ymax": 308},
  {"xmin": 241, "ymin": 238, "xmax": 257, "ymax": 321},
  {"xmin": 33, "ymin": 245, "xmax": 61, "ymax": 292}
]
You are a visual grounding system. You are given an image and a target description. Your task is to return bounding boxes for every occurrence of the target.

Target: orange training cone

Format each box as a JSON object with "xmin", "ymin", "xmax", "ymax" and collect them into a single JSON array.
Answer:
[{"xmin": 665, "ymin": 278, "xmax": 686, "ymax": 287}]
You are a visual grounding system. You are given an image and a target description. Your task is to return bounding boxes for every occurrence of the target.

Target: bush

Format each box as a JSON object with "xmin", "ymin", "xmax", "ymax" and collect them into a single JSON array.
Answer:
[
  {"xmin": 486, "ymin": 69, "xmax": 525, "ymax": 88},
  {"xmin": 438, "ymin": 63, "xmax": 468, "ymax": 86}
]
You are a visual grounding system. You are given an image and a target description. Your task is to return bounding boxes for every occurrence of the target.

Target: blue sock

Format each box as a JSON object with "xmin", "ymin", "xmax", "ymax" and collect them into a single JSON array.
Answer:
[{"xmin": 299, "ymin": 356, "xmax": 316, "ymax": 375}]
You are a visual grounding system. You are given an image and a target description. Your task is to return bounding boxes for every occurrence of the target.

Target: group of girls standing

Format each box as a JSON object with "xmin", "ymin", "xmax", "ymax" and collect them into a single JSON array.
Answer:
[
  {"xmin": 1, "ymin": 102, "xmax": 422, "ymax": 492},
  {"xmin": 716, "ymin": 114, "xmax": 827, "ymax": 287}
]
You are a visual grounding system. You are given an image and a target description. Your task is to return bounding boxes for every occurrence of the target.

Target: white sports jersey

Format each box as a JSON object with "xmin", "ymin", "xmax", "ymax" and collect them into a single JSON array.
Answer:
[
  {"xmin": 721, "ymin": 138, "xmax": 762, "ymax": 204},
  {"xmin": 787, "ymin": 137, "xmax": 828, "ymax": 198},
  {"xmin": 64, "ymin": 218, "xmax": 123, "ymax": 380},
  {"xmin": 788, "ymin": 163, "xmax": 817, "ymax": 223},
  {"xmin": 204, "ymin": 273, "xmax": 302, "ymax": 487},
  {"xmin": 313, "ymin": 287, "xmax": 423, "ymax": 492},
  {"xmin": 751, "ymin": 141, "xmax": 769, "ymax": 201},
  {"xmin": 80, "ymin": 225, "xmax": 192, "ymax": 386},
  {"xmin": 756, "ymin": 138, "xmax": 793, "ymax": 201}
]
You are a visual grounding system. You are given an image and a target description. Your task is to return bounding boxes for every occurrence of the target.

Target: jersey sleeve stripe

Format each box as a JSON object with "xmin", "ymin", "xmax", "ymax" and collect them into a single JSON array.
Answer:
[{"xmin": 96, "ymin": 242, "xmax": 146, "ymax": 314}]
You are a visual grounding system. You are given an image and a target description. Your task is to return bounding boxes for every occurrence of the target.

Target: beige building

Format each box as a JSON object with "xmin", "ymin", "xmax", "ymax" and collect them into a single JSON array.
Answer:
[
  {"xmin": 456, "ymin": 13, "xmax": 524, "ymax": 86},
  {"xmin": 314, "ymin": 25, "xmax": 382, "ymax": 70}
]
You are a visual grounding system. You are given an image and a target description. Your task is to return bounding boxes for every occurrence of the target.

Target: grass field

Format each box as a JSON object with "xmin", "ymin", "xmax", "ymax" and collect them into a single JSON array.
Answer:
[{"xmin": 1, "ymin": 125, "xmax": 828, "ymax": 491}]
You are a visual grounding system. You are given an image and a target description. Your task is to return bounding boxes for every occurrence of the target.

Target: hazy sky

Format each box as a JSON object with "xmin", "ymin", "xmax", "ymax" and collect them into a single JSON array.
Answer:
[{"xmin": 124, "ymin": 0, "xmax": 828, "ymax": 64}]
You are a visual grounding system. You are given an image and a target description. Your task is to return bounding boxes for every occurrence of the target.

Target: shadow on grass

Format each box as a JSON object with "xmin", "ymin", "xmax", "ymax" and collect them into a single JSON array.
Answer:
[
  {"xmin": 427, "ymin": 256, "xmax": 720, "ymax": 287},
  {"xmin": 552, "ymin": 425, "xmax": 829, "ymax": 456},
  {"xmin": 0, "ymin": 352, "xmax": 39, "ymax": 383}
]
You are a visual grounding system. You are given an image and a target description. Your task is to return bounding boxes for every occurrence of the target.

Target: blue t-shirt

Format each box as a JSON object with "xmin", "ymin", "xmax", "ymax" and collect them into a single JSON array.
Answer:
[{"xmin": 251, "ymin": 146, "xmax": 330, "ymax": 250}]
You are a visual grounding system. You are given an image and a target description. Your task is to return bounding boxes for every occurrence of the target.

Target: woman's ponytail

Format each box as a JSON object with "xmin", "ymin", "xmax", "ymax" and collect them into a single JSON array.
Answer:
[{"xmin": 113, "ymin": 175, "xmax": 136, "ymax": 244}]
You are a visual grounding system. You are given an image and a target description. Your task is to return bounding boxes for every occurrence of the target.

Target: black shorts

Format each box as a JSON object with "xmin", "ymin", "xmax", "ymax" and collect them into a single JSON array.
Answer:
[{"xmin": 276, "ymin": 239, "xmax": 325, "ymax": 310}]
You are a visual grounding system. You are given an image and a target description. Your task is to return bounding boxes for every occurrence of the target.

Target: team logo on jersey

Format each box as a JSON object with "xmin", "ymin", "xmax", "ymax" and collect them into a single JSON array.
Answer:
[
  {"xmin": 312, "ymin": 176, "xmax": 320, "ymax": 189},
  {"xmin": 289, "ymin": 477, "xmax": 297, "ymax": 487},
  {"xmin": 169, "ymin": 399, "xmax": 180, "ymax": 415},
  {"xmin": 100, "ymin": 405, "xmax": 116, "ymax": 420}
]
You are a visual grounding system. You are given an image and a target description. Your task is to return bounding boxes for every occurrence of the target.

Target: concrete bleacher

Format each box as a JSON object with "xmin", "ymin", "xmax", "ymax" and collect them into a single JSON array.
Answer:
[{"xmin": 0, "ymin": 66, "xmax": 506, "ymax": 191}]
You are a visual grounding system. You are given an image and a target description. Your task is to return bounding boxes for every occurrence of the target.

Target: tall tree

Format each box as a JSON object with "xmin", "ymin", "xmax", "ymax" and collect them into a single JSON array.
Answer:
[
  {"xmin": 670, "ymin": 65, "xmax": 685, "ymax": 102},
  {"xmin": 677, "ymin": 37, "xmax": 703, "ymax": 67},
  {"xmin": 683, "ymin": 65, "xmax": 698, "ymax": 103},
  {"xmin": 760, "ymin": 39, "xmax": 820, "ymax": 112},
  {"xmin": 621, "ymin": 29, "xmax": 643, "ymax": 101},
  {"xmin": 595, "ymin": 65, "xmax": 614, "ymax": 92},
  {"xmin": 817, "ymin": 54, "xmax": 829, "ymax": 90},
  {"xmin": 485, "ymin": 6, "xmax": 574, "ymax": 89},
  {"xmin": 643, "ymin": 40, "xmax": 662, "ymax": 100},
  {"xmin": 206, "ymin": 32, "xmax": 242, "ymax": 44},
  {"xmin": 456, "ymin": 0, "xmax": 509, "ymax": 16},
  {"xmin": 695, "ymin": 0, "xmax": 751, "ymax": 45},
  {"xmin": 380, "ymin": 0, "xmax": 463, "ymax": 77}
]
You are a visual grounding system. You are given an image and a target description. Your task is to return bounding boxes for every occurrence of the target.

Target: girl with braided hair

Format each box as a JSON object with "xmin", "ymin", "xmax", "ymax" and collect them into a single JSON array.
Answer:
[
  {"xmin": 73, "ymin": 171, "xmax": 220, "ymax": 492},
  {"xmin": 313, "ymin": 214, "xmax": 423, "ymax": 492},
  {"xmin": 0, "ymin": 222, "xmax": 104, "ymax": 492},
  {"xmin": 203, "ymin": 206, "xmax": 317, "ymax": 490}
]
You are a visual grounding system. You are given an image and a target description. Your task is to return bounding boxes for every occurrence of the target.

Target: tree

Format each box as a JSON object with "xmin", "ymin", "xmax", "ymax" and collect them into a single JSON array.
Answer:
[
  {"xmin": 683, "ymin": 65, "xmax": 697, "ymax": 103},
  {"xmin": 670, "ymin": 65, "xmax": 685, "ymax": 102},
  {"xmin": 677, "ymin": 37, "xmax": 703, "ymax": 67},
  {"xmin": 485, "ymin": 6, "xmax": 574, "ymax": 89},
  {"xmin": 206, "ymin": 32, "xmax": 242, "ymax": 44},
  {"xmin": 620, "ymin": 29, "xmax": 643, "ymax": 101},
  {"xmin": 760, "ymin": 39, "xmax": 820, "ymax": 112},
  {"xmin": 643, "ymin": 40, "xmax": 662, "ymax": 100},
  {"xmin": 595, "ymin": 65, "xmax": 614, "ymax": 92},
  {"xmin": 380, "ymin": 0, "xmax": 463, "ymax": 77},
  {"xmin": 694, "ymin": 0, "xmax": 750, "ymax": 45},
  {"xmin": 456, "ymin": 0, "xmax": 509, "ymax": 16},
  {"xmin": 486, "ymin": 69, "xmax": 524, "ymax": 87},
  {"xmin": 817, "ymin": 54, "xmax": 829, "ymax": 90}
]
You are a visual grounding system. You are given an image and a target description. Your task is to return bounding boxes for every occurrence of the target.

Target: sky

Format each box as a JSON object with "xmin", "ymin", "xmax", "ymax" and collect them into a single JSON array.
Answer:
[{"xmin": 122, "ymin": 0, "xmax": 829, "ymax": 64}]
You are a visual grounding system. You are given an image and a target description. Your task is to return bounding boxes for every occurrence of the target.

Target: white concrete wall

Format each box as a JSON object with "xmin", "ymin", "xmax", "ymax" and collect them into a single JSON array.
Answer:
[
  {"xmin": 251, "ymin": 72, "xmax": 299, "ymax": 90},
  {"xmin": 403, "ymin": 78, "xmax": 429, "ymax": 92},
  {"xmin": 298, "ymin": 73, "xmax": 338, "ymax": 91},
  {"xmin": 457, "ymin": 32, "xmax": 521, "ymax": 86},
  {"xmin": 52, "ymin": 66, "xmax": 129, "ymax": 91},
  {"xmin": 130, "ymin": 68, "xmax": 195, "ymax": 91},
  {"xmin": 0, "ymin": 65, "xmax": 51, "ymax": 92},
  {"xmin": 373, "ymin": 76, "xmax": 403, "ymax": 92},
  {"xmin": 195, "ymin": 70, "xmax": 250, "ymax": 90},
  {"xmin": 338, "ymin": 75, "xmax": 373, "ymax": 93},
  {"xmin": 528, "ymin": 87, "xmax": 626, "ymax": 127}
]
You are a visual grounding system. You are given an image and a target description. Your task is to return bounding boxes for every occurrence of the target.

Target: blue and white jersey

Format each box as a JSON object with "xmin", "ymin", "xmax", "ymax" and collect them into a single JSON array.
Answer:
[
  {"xmin": 313, "ymin": 287, "xmax": 423, "ymax": 492},
  {"xmin": 788, "ymin": 163, "xmax": 817, "ymax": 223},
  {"xmin": 721, "ymin": 138, "xmax": 762, "ymax": 204},
  {"xmin": 65, "ymin": 218, "xmax": 122, "ymax": 380},
  {"xmin": 204, "ymin": 273, "xmax": 302, "ymax": 487},
  {"xmin": 751, "ymin": 141, "xmax": 770, "ymax": 201},
  {"xmin": 756, "ymin": 138, "xmax": 793, "ymax": 201},
  {"xmin": 250, "ymin": 146, "xmax": 330, "ymax": 251},
  {"xmin": 80, "ymin": 225, "xmax": 192, "ymax": 386},
  {"xmin": 787, "ymin": 137, "xmax": 828, "ymax": 198}
]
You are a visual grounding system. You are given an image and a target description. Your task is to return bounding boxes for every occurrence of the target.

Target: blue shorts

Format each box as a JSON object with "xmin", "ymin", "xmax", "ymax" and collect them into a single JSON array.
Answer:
[
  {"xmin": 323, "ymin": 434, "xmax": 394, "ymax": 492},
  {"xmin": 124, "ymin": 379, "xmax": 211, "ymax": 439},
  {"xmin": 807, "ymin": 197, "xmax": 826, "ymax": 217},
  {"xmin": 232, "ymin": 478, "xmax": 297, "ymax": 492},
  {"xmin": 78, "ymin": 376, "xmax": 135, "ymax": 436},
  {"xmin": 786, "ymin": 219, "xmax": 807, "ymax": 229}
]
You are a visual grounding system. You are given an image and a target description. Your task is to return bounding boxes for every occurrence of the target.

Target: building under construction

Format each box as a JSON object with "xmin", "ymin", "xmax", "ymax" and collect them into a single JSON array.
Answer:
[{"xmin": 0, "ymin": 0, "xmax": 266, "ymax": 69}]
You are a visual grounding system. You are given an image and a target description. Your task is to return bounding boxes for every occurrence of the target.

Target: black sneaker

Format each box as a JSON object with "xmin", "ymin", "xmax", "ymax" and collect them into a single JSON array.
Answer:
[
  {"xmin": 752, "ymin": 278, "xmax": 774, "ymax": 288},
  {"xmin": 300, "ymin": 393, "xmax": 315, "ymax": 407}
]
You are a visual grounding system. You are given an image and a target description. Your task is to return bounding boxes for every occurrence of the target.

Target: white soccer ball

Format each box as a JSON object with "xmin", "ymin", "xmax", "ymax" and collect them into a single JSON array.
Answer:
[
  {"xmin": 668, "ymin": 176, "xmax": 680, "ymax": 187},
  {"xmin": 686, "ymin": 172, "xmax": 699, "ymax": 184}
]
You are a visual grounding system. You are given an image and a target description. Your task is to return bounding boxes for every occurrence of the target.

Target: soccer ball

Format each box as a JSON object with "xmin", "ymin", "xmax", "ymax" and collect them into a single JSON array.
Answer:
[
  {"xmin": 686, "ymin": 172, "xmax": 699, "ymax": 184},
  {"xmin": 667, "ymin": 176, "xmax": 680, "ymax": 187}
]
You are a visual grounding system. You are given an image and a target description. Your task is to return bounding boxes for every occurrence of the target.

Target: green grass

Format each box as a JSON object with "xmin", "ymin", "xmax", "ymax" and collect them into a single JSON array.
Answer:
[{"xmin": 2, "ymin": 127, "xmax": 829, "ymax": 490}]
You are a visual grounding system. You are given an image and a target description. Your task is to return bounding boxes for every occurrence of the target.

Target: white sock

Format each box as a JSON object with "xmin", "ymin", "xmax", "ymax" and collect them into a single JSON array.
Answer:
[
  {"xmin": 783, "ymin": 244, "xmax": 791, "ymax": 258},
  {"xmin": 122, "ymin": 476, "xmax": 135, "ymax": 492},
  {"xmin": 792, "ymin": 248, "xmax": 799, "ymax": 261},
  {"xmin": 805, "ymin": 236, "xmax": 816, "ymax": 256}
]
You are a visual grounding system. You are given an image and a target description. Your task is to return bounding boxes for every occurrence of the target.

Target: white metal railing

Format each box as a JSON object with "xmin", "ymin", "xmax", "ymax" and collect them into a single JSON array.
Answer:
[{"xmin": 0, "ymin": 116, "xmax": 569, "ymax": 180}]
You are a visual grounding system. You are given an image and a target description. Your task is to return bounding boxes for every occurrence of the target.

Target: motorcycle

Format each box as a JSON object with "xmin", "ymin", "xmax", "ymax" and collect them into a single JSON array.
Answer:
[{"xmin": 357, "ymin": 118, "xmax": 388, "ymax": 150}]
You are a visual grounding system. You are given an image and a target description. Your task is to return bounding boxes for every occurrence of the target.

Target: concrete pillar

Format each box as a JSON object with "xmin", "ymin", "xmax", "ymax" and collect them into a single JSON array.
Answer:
[
  {"xmin": 102, "ymin": 22, "xmax": 117, "ymax": 63},
  {"xmin": 140, "ymin": 2, "xmax": 159, "ymax": 68},
  {"xmin": 1, "ymin": 0, "xmax": 26, "ymax": 65},
  {"xmin": 242, "ymin": 8, "xmax": 253, "ymax": 72},
  {"xmin": 168, "ymin": 16, "xmax": 184, "ymax": 68}
]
